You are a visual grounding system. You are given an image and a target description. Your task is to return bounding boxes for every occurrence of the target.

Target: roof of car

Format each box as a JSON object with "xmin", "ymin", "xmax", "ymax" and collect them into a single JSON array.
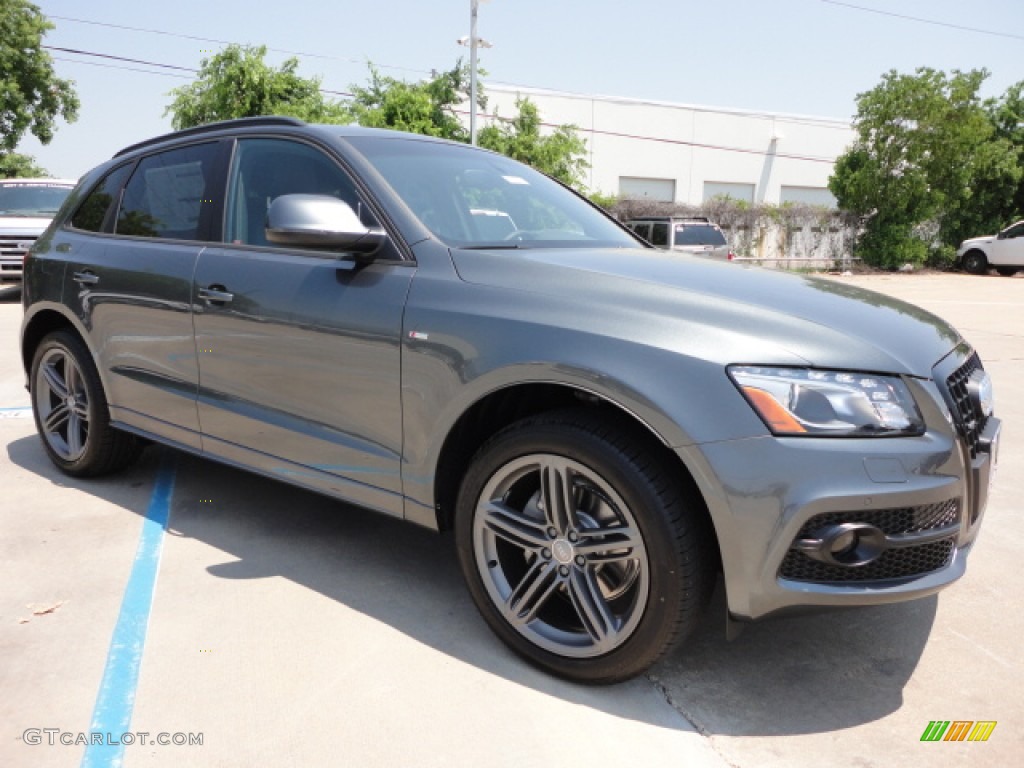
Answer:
[
  {"xmin": 113, "ymin": 116, "xmax": 467, "ymax": 159},
  {"xmin": 625, "ymin": 216, "xmax": 713, "ymax": 224},
  {"xmin": 0, "ymin": 178, "xmax": 76, "ymax": 186}
]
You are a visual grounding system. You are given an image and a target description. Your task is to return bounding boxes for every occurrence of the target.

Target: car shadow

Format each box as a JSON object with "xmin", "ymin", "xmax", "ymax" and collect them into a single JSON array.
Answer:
[{"xmin": 7, "ymin": 437, "xmax": 935, "ymax": 736}]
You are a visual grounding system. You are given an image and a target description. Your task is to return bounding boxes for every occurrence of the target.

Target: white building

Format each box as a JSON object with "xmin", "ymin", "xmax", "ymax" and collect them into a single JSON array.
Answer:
[{"xmin": 485, "ymin": 85, "xmax": 855, "ymax": 207}]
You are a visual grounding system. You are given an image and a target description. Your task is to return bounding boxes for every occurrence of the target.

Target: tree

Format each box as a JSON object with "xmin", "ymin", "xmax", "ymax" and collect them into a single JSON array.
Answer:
[
  {"xmin": 987, "ymin": 81, "xmax": 1024, "ymax": 221},
  {"xmin": 345, "ymin": 63, "xmax": 472, "ymax": 141},
  {"xmin": 165, "ymin": 45, "xmax": 347, "ymax": 129},
  {"xmin": 347, "ymin": 66, "xmax": 588, "ymax": 189},
  {"xmin": 479, "ymin": 98, "xmax": 588, "ymax": 189},
  {"xmin": 0, "ymin": 151, "xmax": 47, "ymax": 178},
  {"xmin": 829, "ymin": 68, "xmax": 1022, "ymax": 268},
  {"xmin": 0, "ymin": 1, "xmax": 78, "ymax": 152}
]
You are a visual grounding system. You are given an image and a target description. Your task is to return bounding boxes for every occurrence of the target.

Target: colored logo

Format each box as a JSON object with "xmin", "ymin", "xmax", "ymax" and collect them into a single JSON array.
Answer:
[{"xmin": 920, "ymin": 721, "xmax": 996, "ymax": 742}]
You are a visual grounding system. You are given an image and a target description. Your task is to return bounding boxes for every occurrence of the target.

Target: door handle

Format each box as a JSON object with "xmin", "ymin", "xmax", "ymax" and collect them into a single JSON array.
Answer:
[
  {"xmin": 198, "ymin": 285, "xmax": 234, "ymax": 304},
  {"xmin": 72, "ymin": 270, "xmax": 99, "ymax": 285}
]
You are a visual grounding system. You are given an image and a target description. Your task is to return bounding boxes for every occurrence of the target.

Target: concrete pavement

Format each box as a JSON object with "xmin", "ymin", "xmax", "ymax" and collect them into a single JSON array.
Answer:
[{"xmin": 2, "ymin": 273, "xmax": 1021, "ymax": 767}]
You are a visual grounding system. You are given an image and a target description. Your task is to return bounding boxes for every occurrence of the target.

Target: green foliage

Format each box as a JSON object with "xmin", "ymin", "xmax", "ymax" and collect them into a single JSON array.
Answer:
[
  {"xmin": 830, "ymin": 68, "xmax": 1023, "ymax": 268},
  {"xmin": 165, "ymin": 45, "xmax": 348, "ymax": 129},
  {"xmin": 0, "ymin": 151, "xmax": 47, "ymax": 178},
  {"xmin": 478, "ymin": 98, "xmax": 588, "ymax": 189},
  {"xmin": 346, "ymin": 63, "xmax": 471, "ymax": 140},
  {"xmin": 987, "ymin": 81, "xmax": 1024, "ymax": 220},
  {"xmin": 587, "ymin": 190, "xmax": 619, "ymax": 210},
  {"xmin": 167, "ymin": 48, "xmax": 589, "ymax": 193},
  {"xmin": 0, "ymin": 1, "xmax": 79, "ymax": 151}
]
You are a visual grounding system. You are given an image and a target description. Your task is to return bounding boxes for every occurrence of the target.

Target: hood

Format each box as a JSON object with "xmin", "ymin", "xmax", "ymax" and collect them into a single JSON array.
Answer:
[
  {"xmin": 0, "ymin": 215, "xmax": 54, "ymax": 233},
  {"xmin": 960, "ymin": 235, "xmax": 994, "ymax": 248},
  {"xmin": 450, "ymin": 247, "xmax": 962, "ymax": 376}
]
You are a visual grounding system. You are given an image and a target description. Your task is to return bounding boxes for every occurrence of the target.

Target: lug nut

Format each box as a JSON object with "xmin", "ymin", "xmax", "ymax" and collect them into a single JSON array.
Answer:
[
  {"xmin": 568, "ymin": 530, "xmax": 579, "ymax": 542},
  {"xmin": 558, "ymin": 566, "xmax": 570, "ymax": 577},
  {"xmin": 547, "ymin": 527, "xmax": 558, "ymax": 538},
  {"xmin": 541, "ymin": 548, "xmax": 552, "ymax": 560},
  {"xmin": 575, "ymin": 555, "xmax": 586, "ymax": 567}
]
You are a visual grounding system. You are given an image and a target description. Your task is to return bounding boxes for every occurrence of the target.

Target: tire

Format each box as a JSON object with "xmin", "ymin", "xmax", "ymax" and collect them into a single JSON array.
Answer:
[
  {"xmin": 30, "ymin": 330, "xmax": 143, "ymax": 477},
  {"xmin": 995, "ymin": 267, "xmax": 1018, "ymax": 277},
  {"xmin": 961, "ymin": 250, "xmax": 989, "ymax": 275},
  {"xmin": 455, "ymin": 410, "xmax": 713, "ymax": 684}
]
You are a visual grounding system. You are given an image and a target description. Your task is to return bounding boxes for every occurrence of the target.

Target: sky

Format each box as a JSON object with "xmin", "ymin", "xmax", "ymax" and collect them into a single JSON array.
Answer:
[{"xmin": 16, "ymin": 0, "xmax": 1024, "ymax": 179}]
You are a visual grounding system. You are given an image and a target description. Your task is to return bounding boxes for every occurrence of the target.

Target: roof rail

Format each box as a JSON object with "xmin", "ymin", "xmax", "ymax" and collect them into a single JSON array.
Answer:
[{"xmin": 114, "ymin": 116, "xmax": 307, "ymax": 157}]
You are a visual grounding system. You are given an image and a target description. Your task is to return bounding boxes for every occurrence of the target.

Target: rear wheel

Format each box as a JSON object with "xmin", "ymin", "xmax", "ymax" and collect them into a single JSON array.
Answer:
[
  {"xmin": 455, "ymin": 411, "xmax": 713, "ymax": 683},
  {"xmin": 961, "ymin": 250, "xmax": 989, "ymax": 275},
  {"xmin": 31, "ymin": 330, "xmax": 143, "ymax": 477},
  {"xmin": 996, "ymin": 266, "xmax": 1019, "ymax": 277}
]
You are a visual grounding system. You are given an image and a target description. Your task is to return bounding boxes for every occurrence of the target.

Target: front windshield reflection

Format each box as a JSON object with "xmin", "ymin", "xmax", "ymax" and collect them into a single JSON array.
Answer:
[{"xmin": 349, "ymin": 137, "xmax": 637, "ymax": 250}]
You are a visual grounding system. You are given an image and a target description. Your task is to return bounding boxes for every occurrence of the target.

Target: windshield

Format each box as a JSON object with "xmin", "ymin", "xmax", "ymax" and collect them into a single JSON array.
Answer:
[
  {"xmin": 675, "ymin": 224, "xmax": 726, "ymax": 247},
  {"xmin": 349, "ymin": 137, "xmax": 637, "ymax": 249},
  {"xmin": 0, "ymin": 182, "xmax": 73, "ymax": 217}
]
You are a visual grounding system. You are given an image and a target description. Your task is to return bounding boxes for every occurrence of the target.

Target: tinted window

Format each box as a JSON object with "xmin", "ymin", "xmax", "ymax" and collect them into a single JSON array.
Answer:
[
  {"xmin": 350, "ymin": 137, "xmax": 635, "ymax": 250},
  {"xmin": 0, "ymin": 181, "xmax": 73, "ymax": 216},
  {"xmin": 70, "ymin": 165, "xmax": 133, "ymax": 233},
  {"xmin": 117, "ymin": 143, "xmax": 219, "ymax": 240},
  {"xmin": 225, "ymin": 138, "xmax": 370, "ymax": 247},
  {"xmin": 675, "ymin": 224, "xmax": 727, "ymax": 247},
  {"xmin": 1003, "ymin": 222, "xmax": 1024, "ymax": 239},
  {"xmin": 650, "ymin": 222, "xmax": 669, "ymax": 247}
]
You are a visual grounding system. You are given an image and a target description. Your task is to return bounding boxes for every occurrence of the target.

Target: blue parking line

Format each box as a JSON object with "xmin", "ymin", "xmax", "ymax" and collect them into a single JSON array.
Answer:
[{"xmin": 81, "ymin": 453, "xmax": 177, "ymax": 768}]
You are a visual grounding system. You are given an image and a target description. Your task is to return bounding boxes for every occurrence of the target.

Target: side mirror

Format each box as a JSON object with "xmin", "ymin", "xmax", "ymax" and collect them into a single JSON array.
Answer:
[{"xmin": 265, "ymin": 194, "xmax": 387, "ymax": 255}]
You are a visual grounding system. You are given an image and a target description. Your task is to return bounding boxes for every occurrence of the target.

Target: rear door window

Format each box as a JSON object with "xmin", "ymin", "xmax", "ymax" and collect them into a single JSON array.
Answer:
[
  {"xmin": 71, "ymin": 164, "xmax": 133, "ymax": 233},
  {"xmin": 116, "ymin": 143, "xmax": 220, "ymax": 240}
]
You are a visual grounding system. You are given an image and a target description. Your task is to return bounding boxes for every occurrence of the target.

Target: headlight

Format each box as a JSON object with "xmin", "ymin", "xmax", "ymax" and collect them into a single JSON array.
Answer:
[{"xmin": 728, "ymin": 366, "xmax": 925, "ymax": 437}]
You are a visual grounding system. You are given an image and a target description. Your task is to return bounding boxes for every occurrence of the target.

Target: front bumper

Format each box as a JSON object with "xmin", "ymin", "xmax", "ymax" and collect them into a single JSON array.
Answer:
[{"xmin": 683, "ymin": 351, "xmax": 998, "ymax": 621}]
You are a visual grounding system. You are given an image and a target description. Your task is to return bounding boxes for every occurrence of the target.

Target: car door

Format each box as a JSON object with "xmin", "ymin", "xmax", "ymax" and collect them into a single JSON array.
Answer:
[
  {"xmin": 192, "ymin": 137, "xmax": 414, "ymax": 516},
  {"xmin": 990, "ymin": 222, "xmax": 1024, "ymax": 266},
  {"xmin": 58, "ymin": 141, "xmax": 226, "ymax": 449}
]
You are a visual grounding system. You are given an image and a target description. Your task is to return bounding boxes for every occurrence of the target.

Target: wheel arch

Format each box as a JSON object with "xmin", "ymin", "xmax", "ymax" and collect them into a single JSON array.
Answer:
[
  {"xmin": 21, "ymin": 305, "xmax": 87, "ymax": 378},
  {"xmin": 431, "ymin": 382, "xmax": 719, "ymax": 568}
]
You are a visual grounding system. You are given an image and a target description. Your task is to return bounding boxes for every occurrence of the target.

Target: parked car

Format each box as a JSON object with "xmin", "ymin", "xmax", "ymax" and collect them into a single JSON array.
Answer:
[
  {"xmin": 0, "ymin": 178, "xmax": 76, "ymax": 285},
  {"xmin": 21, "ymin": 118, "xmax": 998, "ymax": 683},
  {"xmin": 957, "ymin": 220, "xmax": 1024, "ymax": 276},
  {"xmin": 624, "ymin": 215, "xmax": 734, "ymax": 260}
]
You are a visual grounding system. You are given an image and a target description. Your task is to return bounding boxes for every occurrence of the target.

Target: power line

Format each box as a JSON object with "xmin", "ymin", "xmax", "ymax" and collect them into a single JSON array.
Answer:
[
  {"xmin": 819, "ymin": 0, "xmax": 1024, "ymax": 41},
  {"xmin": 44, "ymin": 48, "xmax": 836, "ymax": 164},
  {"xmin": 49, "ymin": 14, "xmax": 433, "ymax": 76},
  {"xmin": 49, "ymin": 11, "xmax": 851, "ymax": 128},
  {"xmin": 46, "ymin": 45, "xmax": 835, "ymax": 164},
  {"xmin": 50, "ymin": 55, "xmax": 193, "ymax": 79},
  {"xmin": 45, "ymin": 45, "xmax": 196, "ymax": 73},
  {"xmin": 44, "ymin": 45, "xmax": 355, "ymax": 97}
]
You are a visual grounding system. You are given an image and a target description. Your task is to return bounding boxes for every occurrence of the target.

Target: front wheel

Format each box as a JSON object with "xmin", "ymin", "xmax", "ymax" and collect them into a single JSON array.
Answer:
[
  {"xmin": 961, "ymin": 250, "xmax": 989, "ymax": 275},
  {"xmin": 455, "ymin": 411, "xmax": 713, "ymax": 683}
]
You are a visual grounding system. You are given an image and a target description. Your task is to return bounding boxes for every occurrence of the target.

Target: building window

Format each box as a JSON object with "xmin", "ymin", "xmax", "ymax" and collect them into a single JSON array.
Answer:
[
  {"xmin": 619, "ymin": 177, "xmax": 676, "ymax": 202},
  {"xmin": 780, "ymin": 186, "xmax": 837, "ymax": 208},
  {"xmin": 703, "ymin": 182, "xmax": 754, "ymax": 203}
]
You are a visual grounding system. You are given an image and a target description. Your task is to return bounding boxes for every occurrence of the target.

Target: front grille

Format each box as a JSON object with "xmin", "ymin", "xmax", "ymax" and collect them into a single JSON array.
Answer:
[
  {"xmin": 0, "ymin": 234, "xmax": 34, "ymax": 258},
  {"xmin": 779, "ymin": 500, "xmax": 959, "ymax": 583},
  {"xmin": 945, "ymin": 352, "xmax": 988, "ymax": 460}
]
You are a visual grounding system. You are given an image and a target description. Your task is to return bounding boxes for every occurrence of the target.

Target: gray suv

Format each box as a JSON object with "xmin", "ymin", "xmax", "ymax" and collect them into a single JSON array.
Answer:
[{"xmin": 21, "ymin": 118, "xmax": 999, "ymax": 683}]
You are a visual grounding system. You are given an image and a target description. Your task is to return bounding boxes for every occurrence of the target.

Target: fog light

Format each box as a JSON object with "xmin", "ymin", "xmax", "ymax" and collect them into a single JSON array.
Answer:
[{"xmin": 794, "ymin": 522, "xmax": 886, "ymax": 567}]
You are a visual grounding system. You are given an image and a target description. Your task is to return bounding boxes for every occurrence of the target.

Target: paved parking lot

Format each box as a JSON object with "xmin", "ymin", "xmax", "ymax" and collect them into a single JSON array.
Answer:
[{"xmin": 2, "ymin": 273, "xmax": 1021, "ymax": 767}]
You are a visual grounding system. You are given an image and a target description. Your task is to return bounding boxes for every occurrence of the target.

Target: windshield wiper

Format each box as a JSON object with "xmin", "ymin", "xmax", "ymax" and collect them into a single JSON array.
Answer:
[{"xmin": 460, "ymin": 243, "xmax": 524, "ymax": 250}]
